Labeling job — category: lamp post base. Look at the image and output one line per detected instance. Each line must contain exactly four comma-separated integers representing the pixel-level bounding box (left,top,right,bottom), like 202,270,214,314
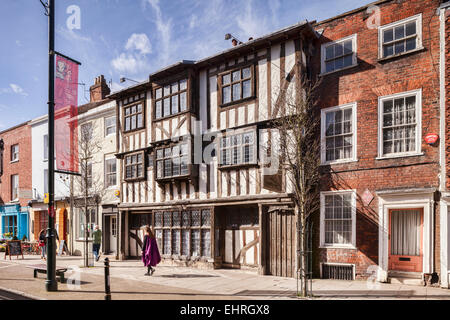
45,280,58,292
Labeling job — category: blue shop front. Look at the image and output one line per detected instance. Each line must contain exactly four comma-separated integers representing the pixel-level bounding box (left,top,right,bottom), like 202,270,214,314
0,204,29,240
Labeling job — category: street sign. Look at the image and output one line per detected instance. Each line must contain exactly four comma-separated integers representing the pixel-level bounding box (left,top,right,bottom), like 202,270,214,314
44,193,49,204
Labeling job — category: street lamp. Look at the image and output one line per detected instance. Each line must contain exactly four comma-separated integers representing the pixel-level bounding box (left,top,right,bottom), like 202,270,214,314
120,77,139,84
224,33,243,46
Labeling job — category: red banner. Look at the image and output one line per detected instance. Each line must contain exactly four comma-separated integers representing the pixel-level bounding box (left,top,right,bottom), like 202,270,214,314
54,54,79,173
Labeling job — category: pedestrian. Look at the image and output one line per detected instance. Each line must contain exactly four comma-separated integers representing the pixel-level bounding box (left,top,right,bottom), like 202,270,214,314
142,226,161,276
93,225,102,262
38,229,46,260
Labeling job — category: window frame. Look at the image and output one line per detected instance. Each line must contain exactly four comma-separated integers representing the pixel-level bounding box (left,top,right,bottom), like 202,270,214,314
11,144,19,162
320,102,358,165
123,100,145,133
104,156,117,188
377,89,422,159
218,64,256,108
320,34,358,75
320,190,357,249
378,14,423,60
124,151,146,181
155,141,191,182
153,78,189,121
104,115,116,137
218,128,258,169
11,174,19,201
43,135,49,161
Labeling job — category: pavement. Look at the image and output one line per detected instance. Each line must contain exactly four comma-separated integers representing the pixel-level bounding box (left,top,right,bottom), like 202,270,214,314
1,254,450,300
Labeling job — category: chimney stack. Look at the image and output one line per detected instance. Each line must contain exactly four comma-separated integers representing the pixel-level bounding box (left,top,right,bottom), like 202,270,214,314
89,75,110,102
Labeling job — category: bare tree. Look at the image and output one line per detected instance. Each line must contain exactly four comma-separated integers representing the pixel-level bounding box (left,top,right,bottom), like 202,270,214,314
269,76,321,297
73,122,106,267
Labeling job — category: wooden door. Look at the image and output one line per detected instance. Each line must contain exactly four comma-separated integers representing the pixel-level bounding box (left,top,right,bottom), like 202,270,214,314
389,209,423,272
266,210,295,278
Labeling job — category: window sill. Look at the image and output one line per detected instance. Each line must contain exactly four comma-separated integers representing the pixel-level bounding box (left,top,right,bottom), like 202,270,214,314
319,63,359,77
377,47,425,63
155,174,193,183
376,152,424,161
319,245,357,250
10,160,19,164
218,163,258,170
123,127,146,134
153,110,190,122
320,159,358,166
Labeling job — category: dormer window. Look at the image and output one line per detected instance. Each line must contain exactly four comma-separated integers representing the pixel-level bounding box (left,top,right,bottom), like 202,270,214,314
154,79,188,119
219,65,254,106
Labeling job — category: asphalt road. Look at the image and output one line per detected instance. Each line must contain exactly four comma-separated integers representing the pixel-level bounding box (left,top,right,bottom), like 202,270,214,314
0,289,33,300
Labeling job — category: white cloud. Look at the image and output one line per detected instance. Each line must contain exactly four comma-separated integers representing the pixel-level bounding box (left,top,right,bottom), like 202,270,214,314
125,33,152,55
189,14,198,29
111,53,147,74
236,0,269,40
9,84,28,96
15,40,23,47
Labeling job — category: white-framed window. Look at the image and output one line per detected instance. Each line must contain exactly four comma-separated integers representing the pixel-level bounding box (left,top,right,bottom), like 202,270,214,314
104,116,116,136
378,89,422,158
219,130,257,166
321,102,357,164
11,174,19,201
320,190,356,248
43,135,49,161
105,157,117,188
11,144,19,162
378,14,422,59
321,34,357,74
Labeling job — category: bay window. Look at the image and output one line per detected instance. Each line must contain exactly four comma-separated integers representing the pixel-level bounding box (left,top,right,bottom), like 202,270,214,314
156,143,189,179
125,152,145,180
220,131,256,167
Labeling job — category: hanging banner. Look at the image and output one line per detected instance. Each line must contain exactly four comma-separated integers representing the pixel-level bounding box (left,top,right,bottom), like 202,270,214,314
54,53,80,174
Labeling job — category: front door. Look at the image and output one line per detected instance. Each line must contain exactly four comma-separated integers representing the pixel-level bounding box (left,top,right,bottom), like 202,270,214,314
389,209,423,272
110,216,117,253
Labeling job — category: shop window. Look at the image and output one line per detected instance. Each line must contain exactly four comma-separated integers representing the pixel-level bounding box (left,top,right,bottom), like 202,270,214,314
78,208,96,239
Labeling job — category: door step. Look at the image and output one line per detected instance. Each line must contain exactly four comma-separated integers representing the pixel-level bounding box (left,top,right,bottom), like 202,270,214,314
388,271,425,286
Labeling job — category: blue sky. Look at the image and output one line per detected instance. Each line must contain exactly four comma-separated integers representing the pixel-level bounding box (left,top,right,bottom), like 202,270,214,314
0,0,370,130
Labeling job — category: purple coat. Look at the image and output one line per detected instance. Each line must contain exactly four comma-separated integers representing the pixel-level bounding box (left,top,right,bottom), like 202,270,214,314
142,236,161,267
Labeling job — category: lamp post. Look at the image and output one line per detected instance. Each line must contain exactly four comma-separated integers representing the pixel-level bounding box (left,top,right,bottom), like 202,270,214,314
120,77,139,84
45,0,57,292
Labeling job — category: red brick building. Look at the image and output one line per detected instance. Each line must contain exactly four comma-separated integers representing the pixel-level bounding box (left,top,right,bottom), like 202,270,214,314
0,121,32,240
312,0,444,285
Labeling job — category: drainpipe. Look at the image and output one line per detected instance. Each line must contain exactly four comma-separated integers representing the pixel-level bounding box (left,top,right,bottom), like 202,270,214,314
439,4,449,289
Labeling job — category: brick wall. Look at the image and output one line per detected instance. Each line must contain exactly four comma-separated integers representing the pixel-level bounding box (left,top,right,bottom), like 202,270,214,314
312,0,441,278
0,123,32,207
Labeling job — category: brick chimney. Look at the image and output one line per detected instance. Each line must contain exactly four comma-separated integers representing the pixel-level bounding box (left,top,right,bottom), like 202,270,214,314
89,75,110,102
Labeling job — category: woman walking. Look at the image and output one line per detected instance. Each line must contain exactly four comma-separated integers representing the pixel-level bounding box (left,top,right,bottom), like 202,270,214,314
38,229,46,260
142,226,161,276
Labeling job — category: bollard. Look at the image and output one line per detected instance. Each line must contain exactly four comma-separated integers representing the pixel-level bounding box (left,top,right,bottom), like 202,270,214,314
104,258,111,300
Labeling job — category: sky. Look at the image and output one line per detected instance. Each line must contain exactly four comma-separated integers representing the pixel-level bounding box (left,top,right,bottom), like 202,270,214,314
0,0,371,130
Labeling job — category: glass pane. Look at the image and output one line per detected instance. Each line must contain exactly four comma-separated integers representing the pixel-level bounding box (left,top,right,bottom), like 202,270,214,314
164,98,170,116
171,82,178,93
172,230,180,255
383,44,394,57
343,54,353,67
181,230,190,256
179,79,187,91
156,149,163,159
191,230,200,257
172,157,180,176
156,160,163,179
155,212,163,227
171,95,179,114
131,105,136,114
125,117,130,131
222,74,231,85
137,104,142,112
156,101,162,118
394,25,405,40
232,70,240,82
164,159,172,177
325,45,334,60
405,22,416,37
335,57,343,70
383,29,393,43
343,40,353,54
242,80,251,98
164,85,170,96
164,147,171,157
395,41,405,54
232,83,241,101
137,113,143,128
131,115,136,130
201,230,210,257
222,86,231,104
191,210,201,227
325,61,334,73
335,43,343,57
180,92,187,111
182,211,190,227
201,210,211,226
383,100,393,113
242,67,251,79
406,37,416,51
163,212,171,227
163,230,171,255
180,144,188,155
172,212,181,227
181,156,188,175
155,88,162,99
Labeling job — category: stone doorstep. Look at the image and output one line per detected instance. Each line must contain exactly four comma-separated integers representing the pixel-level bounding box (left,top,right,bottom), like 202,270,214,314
388,271,425,286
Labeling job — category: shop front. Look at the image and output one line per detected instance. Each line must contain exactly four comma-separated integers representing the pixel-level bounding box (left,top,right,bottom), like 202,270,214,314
0,204,29,240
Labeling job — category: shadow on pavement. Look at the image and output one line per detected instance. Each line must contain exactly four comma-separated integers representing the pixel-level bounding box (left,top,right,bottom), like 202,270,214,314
159,274,218,278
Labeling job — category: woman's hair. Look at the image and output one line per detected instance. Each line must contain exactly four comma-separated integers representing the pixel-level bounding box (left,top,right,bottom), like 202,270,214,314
144,226,154,238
